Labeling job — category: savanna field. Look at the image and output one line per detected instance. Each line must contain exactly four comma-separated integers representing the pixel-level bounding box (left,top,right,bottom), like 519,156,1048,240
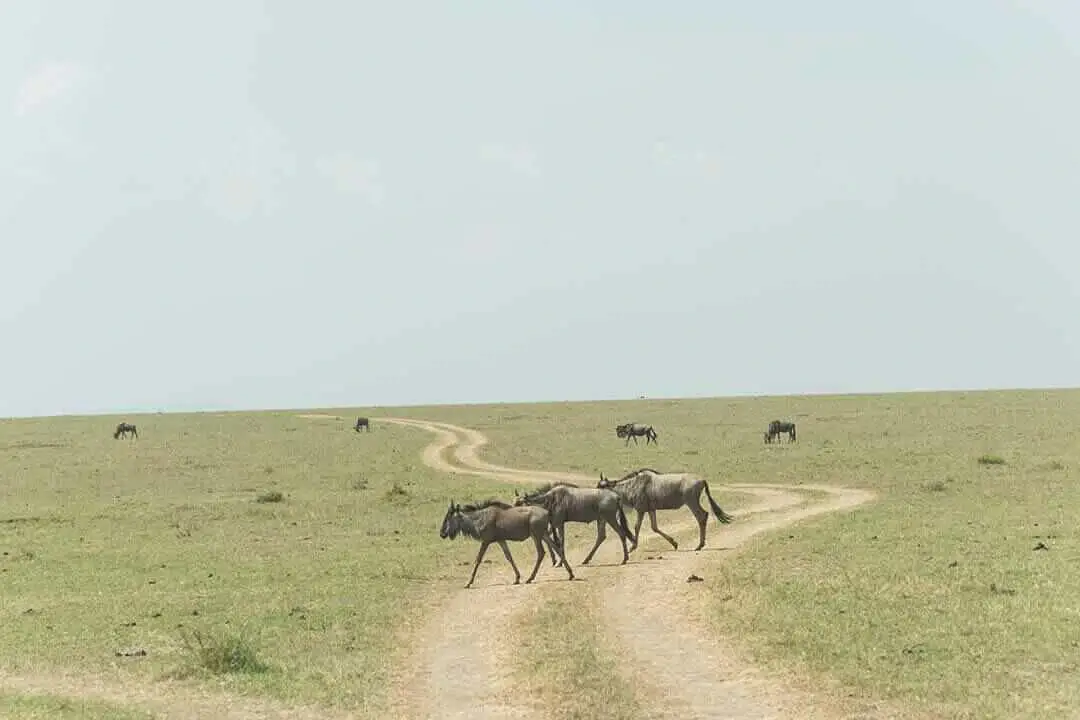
2,388,1079,719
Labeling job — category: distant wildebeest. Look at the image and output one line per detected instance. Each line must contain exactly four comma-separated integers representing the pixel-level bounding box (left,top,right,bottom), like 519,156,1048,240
113,423,138,440
764,420,796,443
439,499,574,589
514,482,637,565
615,423,658,446
597,468,734,552
354,417,370,432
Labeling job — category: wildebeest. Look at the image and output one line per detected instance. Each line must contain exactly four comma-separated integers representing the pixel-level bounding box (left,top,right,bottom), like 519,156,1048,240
615,423,658,446
439,499,574,588
113,422,138,440
765,420,796,443
597,468,734,552
354,417,370,432
514,482,637,565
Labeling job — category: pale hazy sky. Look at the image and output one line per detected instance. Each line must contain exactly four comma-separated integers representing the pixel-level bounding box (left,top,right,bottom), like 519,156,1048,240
3,2,1079,418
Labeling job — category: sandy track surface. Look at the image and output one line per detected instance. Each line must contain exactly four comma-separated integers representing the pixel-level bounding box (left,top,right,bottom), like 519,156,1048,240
379,417,877,720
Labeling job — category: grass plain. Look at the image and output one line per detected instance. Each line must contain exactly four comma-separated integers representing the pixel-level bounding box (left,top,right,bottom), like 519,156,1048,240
0,411,521,717
397,388,1080,720
0,388,1078,718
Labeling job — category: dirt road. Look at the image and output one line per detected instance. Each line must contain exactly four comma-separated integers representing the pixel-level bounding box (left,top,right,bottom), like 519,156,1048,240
380,418,877,720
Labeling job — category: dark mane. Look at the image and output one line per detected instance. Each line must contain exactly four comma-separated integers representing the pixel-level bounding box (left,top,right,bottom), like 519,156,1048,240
460,499,512,512
617,467,661,483
532,481,578,494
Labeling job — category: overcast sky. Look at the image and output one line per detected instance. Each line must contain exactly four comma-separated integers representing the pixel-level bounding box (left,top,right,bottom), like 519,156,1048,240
2,2,1079,417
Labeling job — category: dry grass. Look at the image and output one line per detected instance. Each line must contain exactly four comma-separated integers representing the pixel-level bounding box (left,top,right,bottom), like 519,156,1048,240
3,388,1080,719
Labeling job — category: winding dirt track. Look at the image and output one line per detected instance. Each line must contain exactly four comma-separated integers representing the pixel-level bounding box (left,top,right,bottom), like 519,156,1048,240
381,418,877,720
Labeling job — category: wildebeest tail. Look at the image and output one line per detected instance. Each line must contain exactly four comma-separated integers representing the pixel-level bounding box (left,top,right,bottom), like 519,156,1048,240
616,503,636,544
703,481,735,524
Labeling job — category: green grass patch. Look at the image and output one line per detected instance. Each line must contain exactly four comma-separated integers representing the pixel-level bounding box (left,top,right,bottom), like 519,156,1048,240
977,454,1007,466
177,625,270,676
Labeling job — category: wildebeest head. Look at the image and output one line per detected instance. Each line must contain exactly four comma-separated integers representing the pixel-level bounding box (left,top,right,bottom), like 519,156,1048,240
440,501,462,539
597,472,615,490
514,488,548,508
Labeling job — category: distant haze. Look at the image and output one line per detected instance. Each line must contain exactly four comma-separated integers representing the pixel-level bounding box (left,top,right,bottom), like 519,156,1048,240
3,2,1079,418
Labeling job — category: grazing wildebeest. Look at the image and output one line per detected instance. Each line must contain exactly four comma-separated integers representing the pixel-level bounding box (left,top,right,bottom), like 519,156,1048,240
439,499,574,589
597,468,734,552
765,420,796,443
514,482,637,565
354,416,370,432
113,422,138,440
615,423,658,446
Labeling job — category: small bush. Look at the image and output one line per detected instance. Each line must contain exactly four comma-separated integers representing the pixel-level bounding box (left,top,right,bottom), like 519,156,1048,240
178,626,269,675
256,491,284,503
977,455,1006,466
924,480,947,492
384,482,410,502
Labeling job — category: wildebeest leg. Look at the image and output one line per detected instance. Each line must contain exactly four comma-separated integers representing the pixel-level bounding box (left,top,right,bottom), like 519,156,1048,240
549,532,575,580
523,536,545,584
688,499,709,551
581,519,606,565
648,510,679,550
466,541,492,588
630,510,645,552
543,533,560,566
603,514,630,564
496,539,523,585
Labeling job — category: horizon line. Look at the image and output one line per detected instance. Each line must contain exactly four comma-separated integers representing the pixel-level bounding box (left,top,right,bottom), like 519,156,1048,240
3,383,1078,422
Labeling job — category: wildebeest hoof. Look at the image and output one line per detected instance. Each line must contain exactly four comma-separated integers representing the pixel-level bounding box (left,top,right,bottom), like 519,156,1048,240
687,574,704,583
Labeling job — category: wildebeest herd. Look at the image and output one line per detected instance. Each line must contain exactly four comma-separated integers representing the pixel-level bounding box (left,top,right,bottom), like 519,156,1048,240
107,413,796,589
439,467,738,588
437,418,796,587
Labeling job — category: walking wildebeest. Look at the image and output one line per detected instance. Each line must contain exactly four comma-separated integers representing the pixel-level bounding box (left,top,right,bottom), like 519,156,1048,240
514,482,637,565
615,423,658,446
439,499,574,588
354,417,370,432
113,423,138,440
765,420,796,443
597,468,734,552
